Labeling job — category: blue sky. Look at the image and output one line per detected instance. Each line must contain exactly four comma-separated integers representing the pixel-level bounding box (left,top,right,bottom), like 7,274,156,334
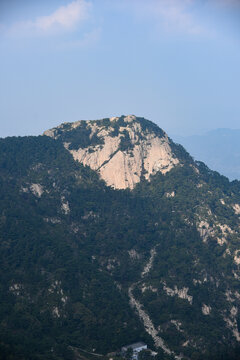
0,0,240,137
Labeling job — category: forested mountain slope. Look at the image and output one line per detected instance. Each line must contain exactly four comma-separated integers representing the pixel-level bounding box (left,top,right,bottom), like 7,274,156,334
1,116,240,360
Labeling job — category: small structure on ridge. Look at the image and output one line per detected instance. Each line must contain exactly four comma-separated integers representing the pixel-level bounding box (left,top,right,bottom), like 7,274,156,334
121,342,147,360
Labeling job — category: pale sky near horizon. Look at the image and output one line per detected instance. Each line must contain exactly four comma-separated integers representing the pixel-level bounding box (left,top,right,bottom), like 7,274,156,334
0,0,240,138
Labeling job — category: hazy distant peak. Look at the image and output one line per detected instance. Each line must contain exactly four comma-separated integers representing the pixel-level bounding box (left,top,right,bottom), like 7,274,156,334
172,127,240,180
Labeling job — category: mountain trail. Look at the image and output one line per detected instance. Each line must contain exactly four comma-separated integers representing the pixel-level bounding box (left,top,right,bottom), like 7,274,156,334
128,247,182,359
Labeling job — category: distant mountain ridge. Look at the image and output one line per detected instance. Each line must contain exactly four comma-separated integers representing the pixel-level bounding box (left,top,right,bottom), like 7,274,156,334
1,116,240,359
173,128,240,181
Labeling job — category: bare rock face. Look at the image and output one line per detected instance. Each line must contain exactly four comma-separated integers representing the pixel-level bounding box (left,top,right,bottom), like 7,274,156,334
43,115,180,189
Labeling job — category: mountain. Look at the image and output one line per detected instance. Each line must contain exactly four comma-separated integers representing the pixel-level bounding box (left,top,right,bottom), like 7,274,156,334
172,128,240,181
1,115,240,360
43,115,180,189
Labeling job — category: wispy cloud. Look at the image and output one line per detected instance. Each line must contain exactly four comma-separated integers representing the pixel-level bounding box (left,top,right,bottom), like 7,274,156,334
58,27,101,49
34,0,90,31
151,0,204,35
7,0,92,36
122,0,213,36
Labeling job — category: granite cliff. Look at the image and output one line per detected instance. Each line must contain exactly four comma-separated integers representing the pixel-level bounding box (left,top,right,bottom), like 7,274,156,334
44,115,180,189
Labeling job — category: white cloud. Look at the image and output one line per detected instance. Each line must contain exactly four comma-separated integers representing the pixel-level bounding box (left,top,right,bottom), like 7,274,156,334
34,0,90,31
123,0,213,36
8,0,92,36
151,0,203,35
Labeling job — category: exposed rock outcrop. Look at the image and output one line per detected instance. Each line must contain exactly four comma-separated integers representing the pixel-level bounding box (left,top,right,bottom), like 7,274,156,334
44,115,180,189
162,283,193,305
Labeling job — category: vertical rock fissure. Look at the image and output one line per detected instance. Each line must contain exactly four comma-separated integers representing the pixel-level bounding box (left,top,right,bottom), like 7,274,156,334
128,247,182,359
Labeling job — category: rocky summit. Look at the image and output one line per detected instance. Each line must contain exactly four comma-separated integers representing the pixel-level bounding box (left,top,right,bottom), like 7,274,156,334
1,116,240,360
44,115,180,189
